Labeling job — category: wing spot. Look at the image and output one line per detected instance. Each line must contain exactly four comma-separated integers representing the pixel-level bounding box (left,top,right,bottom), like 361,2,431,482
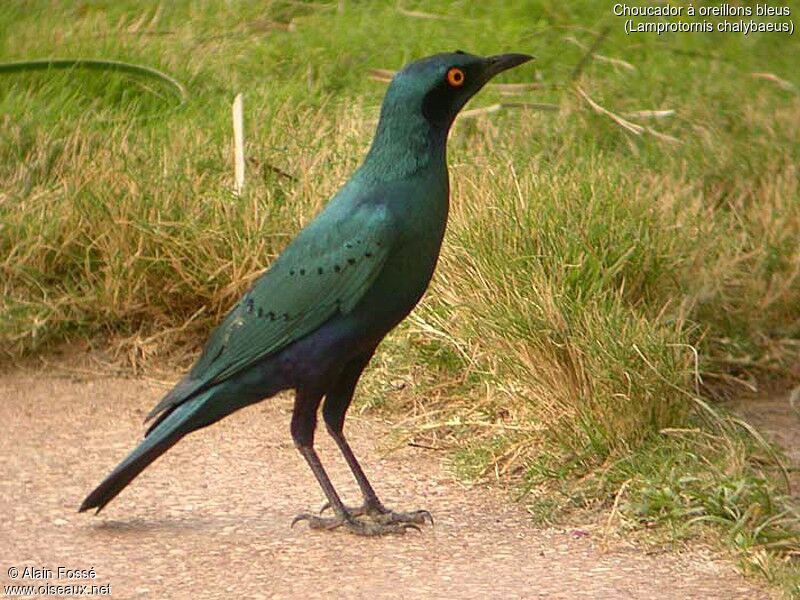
290,269,296,276
300,268,306,276
317,267,324,275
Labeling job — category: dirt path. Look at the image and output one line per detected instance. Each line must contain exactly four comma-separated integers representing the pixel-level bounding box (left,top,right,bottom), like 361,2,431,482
1,369,776,599
729,387,800,502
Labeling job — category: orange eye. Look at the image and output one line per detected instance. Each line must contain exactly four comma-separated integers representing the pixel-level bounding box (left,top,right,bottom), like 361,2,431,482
446,67,465,87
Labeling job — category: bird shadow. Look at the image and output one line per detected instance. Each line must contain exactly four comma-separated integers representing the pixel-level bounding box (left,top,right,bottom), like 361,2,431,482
88,516,227,535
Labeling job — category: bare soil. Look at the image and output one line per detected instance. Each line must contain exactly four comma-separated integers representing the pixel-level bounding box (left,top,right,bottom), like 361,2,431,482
728,384,800,502
1,367,777,599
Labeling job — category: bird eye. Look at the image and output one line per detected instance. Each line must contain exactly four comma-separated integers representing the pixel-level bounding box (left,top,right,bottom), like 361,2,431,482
446,67,465,87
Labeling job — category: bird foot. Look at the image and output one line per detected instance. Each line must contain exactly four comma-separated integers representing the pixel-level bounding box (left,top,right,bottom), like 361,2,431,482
291,511,420,536
319,501,433,526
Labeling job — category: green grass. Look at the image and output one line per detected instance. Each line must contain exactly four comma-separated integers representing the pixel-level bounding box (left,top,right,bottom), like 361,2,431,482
2,0,799,594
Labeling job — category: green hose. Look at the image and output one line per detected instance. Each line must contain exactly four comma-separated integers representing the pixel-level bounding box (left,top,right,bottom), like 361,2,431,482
0,58,188,114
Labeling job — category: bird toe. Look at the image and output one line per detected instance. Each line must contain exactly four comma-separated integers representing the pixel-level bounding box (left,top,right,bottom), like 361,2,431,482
371,508,434,526
291,513,345,530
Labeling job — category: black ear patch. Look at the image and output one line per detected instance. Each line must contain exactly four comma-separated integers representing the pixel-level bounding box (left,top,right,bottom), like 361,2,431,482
422,81,454,127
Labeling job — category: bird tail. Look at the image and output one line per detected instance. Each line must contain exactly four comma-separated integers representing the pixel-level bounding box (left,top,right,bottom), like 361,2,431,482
79,393,209,514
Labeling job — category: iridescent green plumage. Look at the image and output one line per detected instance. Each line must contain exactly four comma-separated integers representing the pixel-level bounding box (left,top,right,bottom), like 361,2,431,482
147,203,395,423
81,51,533,535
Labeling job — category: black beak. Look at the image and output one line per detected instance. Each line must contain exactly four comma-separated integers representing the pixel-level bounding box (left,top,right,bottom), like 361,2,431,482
483,53,534,80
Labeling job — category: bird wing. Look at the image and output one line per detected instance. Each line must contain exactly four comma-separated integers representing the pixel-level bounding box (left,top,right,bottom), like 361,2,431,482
145,204,395,422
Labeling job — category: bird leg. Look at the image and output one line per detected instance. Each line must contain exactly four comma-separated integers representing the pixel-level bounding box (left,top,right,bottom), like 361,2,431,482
292,445,419,535
322,427,433,527
289,388,417,535
314,350,433,530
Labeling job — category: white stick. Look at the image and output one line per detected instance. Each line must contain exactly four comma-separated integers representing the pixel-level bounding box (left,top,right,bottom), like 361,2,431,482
232,93,245,196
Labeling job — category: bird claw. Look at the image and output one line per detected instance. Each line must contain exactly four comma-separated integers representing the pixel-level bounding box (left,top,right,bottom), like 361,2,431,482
412,509,435,525
318,501,344,516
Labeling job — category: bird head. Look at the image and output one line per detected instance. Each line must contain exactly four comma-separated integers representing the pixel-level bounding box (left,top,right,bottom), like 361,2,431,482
385,51,534,130
362,51,533,180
